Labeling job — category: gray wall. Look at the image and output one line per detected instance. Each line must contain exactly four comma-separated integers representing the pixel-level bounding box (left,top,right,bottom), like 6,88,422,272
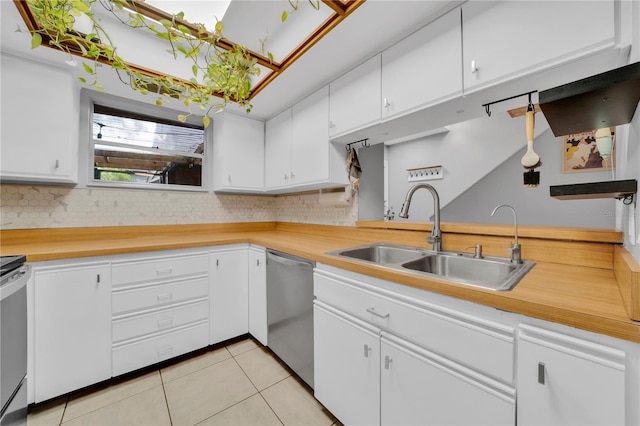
387,114,617,227
357,143,385,221
441,128,616,227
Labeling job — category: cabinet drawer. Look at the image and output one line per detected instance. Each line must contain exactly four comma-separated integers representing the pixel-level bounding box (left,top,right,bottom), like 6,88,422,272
112,253,208,286
112,322,209,376
315,270,514,383
113,300,209,343
112,277,209,315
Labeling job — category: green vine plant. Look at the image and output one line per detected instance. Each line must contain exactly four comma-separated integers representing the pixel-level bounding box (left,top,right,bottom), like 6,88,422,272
281,0,321,22
27,0,264,127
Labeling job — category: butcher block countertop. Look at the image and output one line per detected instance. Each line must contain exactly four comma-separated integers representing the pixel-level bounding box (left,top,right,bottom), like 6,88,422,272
2,221,639,343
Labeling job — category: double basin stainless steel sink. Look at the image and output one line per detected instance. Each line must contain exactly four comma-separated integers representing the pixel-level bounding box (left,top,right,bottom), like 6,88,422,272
327,243,535,291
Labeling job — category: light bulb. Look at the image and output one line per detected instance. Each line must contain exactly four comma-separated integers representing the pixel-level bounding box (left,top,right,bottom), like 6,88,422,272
595,127,613,159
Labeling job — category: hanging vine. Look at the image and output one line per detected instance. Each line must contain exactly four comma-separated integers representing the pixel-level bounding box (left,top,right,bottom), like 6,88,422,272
26,0,262,126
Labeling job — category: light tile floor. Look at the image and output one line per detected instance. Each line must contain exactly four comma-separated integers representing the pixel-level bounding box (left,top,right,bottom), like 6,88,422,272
28,337,340,426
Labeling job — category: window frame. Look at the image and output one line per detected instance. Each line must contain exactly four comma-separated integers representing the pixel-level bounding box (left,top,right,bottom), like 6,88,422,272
80,89,212,192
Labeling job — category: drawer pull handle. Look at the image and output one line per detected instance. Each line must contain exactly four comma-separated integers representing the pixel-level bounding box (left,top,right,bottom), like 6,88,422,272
157,268,173,275
157,293,173,302
158,346,173,357
364,344,372,358
366,307,389,319
157,319,173,328
538,362,545,385
384,355,392,370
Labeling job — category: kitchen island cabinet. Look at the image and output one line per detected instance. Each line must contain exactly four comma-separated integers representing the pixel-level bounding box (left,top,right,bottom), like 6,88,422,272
32,260,111,403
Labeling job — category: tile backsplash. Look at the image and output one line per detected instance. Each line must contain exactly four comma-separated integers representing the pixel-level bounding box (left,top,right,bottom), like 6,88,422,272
0,185,358,229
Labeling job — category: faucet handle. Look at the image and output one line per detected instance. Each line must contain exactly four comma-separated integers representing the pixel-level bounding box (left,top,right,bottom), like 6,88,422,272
427,235,441,244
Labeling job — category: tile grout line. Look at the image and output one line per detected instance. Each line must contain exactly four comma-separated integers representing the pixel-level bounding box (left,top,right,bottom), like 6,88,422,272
57,394,70,426
158,368,175,426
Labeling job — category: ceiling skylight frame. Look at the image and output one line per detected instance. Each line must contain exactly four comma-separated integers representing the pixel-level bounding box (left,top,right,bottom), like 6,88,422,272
11,0,366,103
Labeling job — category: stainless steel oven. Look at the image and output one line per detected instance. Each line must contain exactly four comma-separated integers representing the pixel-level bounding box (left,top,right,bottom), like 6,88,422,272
1,255,29,426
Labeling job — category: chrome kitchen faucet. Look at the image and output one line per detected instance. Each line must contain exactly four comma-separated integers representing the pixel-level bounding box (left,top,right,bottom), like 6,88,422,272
398,183,442,251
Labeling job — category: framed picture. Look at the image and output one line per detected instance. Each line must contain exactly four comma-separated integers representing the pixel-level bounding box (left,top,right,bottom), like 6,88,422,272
563,128,615,173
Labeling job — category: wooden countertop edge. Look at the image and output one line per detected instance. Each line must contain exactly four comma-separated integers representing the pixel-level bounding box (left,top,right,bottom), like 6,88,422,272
357,221,624,243
2,223,638,343
614,245,640,321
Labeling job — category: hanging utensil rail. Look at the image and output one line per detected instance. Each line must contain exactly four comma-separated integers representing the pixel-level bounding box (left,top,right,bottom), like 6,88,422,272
482,90,538,117
345,138,370,151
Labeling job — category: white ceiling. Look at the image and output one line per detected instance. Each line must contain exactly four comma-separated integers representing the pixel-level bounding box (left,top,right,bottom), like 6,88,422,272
0,0,462,121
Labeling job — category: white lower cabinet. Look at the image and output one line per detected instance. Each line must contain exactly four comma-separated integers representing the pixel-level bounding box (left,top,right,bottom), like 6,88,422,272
380,333,514,426
314,302,381,426
33,261,111,403
111,250,210,376
210,245,249,344
248,246,267,345
314,265,515,426
517,324,626,426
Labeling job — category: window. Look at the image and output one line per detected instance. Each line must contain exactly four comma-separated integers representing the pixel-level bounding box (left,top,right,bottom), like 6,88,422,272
90,104,206,189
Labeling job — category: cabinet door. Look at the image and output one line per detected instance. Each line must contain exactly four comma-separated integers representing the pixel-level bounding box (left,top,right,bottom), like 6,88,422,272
210,248,249,344
314,302,380,426
381,7,462,119
34,263,111,402
462,1,615,92
291,86,329,185
517,324,625,426
213,112,264,191
381,334,515,426
264,109,292,189
248,247,267,346
1,54,78,184
329,55,381,137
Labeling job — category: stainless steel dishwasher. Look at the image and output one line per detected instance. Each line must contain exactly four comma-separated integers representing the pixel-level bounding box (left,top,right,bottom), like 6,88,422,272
266,250,315,389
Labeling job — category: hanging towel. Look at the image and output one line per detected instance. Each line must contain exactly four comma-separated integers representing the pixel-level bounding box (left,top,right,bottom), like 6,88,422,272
346,148,362,191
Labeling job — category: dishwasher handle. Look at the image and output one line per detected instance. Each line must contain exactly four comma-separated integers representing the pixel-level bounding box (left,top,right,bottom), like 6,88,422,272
267,250,314,268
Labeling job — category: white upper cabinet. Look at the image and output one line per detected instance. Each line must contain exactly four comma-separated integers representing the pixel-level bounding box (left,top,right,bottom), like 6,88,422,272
329,55,381,138
212,112,264,192
1,54,78,184
291,85,330,185
266,86,348,192
264,108,292,189
462,0,616,93
381,7,462,120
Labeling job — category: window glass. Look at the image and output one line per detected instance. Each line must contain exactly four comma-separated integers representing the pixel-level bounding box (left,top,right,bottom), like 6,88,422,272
91,105,205,187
